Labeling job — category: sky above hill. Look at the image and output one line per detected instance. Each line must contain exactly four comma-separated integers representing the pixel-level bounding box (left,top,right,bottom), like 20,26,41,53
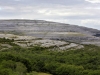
0,0,100,30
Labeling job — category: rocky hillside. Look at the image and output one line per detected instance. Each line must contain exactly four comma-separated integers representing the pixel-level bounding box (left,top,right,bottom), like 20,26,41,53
0,19,100,44
0,34,84,51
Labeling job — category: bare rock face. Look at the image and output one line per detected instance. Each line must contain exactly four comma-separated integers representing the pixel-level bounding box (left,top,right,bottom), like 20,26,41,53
0,19,100,44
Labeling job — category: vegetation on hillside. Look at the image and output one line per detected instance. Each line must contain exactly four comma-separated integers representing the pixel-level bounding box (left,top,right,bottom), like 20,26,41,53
0,38,100,75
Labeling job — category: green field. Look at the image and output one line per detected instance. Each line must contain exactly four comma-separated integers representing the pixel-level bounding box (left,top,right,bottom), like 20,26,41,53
27,71,52,75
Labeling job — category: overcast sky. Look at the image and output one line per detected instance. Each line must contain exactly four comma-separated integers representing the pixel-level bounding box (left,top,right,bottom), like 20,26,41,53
0,0,100,30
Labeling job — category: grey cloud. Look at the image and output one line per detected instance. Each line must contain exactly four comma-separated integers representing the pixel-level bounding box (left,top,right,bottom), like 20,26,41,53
0,0,89,6
0,0,100,30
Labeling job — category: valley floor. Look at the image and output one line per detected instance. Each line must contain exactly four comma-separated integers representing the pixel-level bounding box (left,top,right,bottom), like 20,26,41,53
0,38,100,75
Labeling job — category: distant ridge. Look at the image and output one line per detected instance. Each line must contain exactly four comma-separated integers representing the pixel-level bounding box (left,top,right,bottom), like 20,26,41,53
0,19,100,43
